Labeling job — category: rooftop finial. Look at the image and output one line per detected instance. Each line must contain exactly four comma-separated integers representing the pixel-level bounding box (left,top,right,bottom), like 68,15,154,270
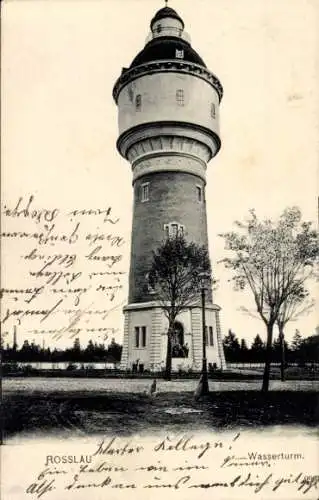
165,0,168,6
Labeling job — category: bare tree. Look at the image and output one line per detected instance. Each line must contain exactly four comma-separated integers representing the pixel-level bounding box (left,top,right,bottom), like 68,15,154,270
220,206,318,393
149,235,211,380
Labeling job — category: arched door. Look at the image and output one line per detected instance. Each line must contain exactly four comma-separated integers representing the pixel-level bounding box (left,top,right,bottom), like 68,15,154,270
172,321,184,358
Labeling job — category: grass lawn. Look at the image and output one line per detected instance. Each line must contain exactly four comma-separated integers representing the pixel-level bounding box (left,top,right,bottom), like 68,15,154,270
3,388,318,441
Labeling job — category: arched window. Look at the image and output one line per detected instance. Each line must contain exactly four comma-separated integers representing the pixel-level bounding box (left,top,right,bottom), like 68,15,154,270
176,89,184,106
135,94,142,111
211,103,216,119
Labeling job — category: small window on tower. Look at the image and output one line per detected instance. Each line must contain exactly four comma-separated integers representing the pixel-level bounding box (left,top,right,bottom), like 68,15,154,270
146,272,156,295
176,89,184,106
141,326,147,347
211,103,216,119
141,183,149,202
209,326,214,346
164,222,185,238
135,327,140,348
205,326,209,345
196,186,202,202
135,94,142,111
171,223,178,237
175,49,184,59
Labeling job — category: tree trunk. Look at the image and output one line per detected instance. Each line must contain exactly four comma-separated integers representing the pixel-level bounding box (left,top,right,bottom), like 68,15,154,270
279,327,285,382
262,322,274,393
164,325,173,381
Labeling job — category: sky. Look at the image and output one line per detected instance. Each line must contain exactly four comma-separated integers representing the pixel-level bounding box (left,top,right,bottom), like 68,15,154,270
2,0,318,348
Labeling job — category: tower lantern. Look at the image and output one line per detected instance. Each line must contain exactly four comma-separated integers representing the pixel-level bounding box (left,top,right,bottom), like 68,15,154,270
113,6,226,372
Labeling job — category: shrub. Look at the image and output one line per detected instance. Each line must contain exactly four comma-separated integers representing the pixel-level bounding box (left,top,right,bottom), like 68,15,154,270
66,363,77,371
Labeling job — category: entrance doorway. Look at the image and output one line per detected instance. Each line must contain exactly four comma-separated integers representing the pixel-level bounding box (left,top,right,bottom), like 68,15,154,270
172,321,188,358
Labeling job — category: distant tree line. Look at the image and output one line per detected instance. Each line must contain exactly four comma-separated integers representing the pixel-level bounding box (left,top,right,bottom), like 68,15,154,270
2,337,122,363
223,329,319,364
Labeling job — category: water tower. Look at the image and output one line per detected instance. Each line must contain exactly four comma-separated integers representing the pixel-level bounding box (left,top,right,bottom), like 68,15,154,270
113,6,226,372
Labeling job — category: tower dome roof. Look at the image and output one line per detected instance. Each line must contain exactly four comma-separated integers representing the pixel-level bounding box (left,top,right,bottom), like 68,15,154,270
129,37,206,69
113,5,224,103
150,6,184,29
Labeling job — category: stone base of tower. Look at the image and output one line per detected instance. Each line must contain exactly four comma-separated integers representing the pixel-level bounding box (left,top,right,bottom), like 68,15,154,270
120,301,226,372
